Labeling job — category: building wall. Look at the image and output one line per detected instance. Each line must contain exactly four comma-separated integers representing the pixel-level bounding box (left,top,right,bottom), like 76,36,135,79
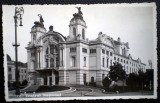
7,61,27,83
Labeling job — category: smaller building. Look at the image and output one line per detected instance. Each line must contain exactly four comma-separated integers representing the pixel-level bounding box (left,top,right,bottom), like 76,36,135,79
7,54,28,83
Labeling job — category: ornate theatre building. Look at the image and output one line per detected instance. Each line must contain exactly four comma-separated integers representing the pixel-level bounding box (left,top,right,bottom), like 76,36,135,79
26,7,146,86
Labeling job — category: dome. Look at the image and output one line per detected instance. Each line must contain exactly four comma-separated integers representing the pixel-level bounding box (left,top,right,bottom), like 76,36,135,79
69,7,87,28
31,21,46,33
70,17,86,27
43,25,66,42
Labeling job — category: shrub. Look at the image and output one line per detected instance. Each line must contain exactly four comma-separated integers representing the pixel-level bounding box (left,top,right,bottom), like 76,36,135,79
12,81,21,88
21,80,28,86
89,82,96,87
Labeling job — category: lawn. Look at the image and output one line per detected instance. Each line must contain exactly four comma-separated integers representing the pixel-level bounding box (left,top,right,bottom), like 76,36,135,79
35,85,70,93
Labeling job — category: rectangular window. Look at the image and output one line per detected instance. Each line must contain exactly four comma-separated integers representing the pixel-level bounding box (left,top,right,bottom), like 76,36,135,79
102,58,105,67
8,74,12,80
90,49,96,54
8,68,11,72
71,56,76,67
84,57,86,67
82,48,87,53
70,47,76,53
102,49,105,54
106,58,109,68
106,51,109,55
110,60,112,66
110,52,112,56
21,69,23,73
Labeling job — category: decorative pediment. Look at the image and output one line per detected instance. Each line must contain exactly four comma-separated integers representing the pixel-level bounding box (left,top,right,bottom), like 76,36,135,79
104,38,114,47
97,32,114,47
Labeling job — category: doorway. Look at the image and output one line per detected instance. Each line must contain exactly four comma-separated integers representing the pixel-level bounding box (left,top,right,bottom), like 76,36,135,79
83,74,86,85
91,76,94,83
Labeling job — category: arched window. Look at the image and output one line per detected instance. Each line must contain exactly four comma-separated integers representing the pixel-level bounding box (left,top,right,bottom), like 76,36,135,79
73,28,76,39
82,29,85,39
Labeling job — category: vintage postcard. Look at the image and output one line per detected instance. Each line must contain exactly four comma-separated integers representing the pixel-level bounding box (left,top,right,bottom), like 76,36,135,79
3,3,157,101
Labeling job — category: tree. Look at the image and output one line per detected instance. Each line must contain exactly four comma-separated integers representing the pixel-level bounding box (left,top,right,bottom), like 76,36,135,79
102,76,111,88
126,73,139,91
145,69,153,90
109,62,127,81
108,62,127,92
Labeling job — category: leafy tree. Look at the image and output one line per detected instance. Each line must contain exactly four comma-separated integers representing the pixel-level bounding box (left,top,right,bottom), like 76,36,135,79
109,62,127,81
145,69,153,90
12,81,21,88
102,76,111,88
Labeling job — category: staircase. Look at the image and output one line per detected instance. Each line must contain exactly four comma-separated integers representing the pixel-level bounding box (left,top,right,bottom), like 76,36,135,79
21,84,40,93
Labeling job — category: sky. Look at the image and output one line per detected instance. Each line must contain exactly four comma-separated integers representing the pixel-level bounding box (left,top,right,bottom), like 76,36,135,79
3,4,156,65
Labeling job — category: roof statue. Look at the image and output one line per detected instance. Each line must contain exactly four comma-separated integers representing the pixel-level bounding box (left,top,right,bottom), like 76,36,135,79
76,7,83,16
38,14,44,23
32,14,44,28
73,7,83,20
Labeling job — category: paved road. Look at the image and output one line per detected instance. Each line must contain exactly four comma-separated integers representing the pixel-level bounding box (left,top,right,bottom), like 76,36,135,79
61,86,153,97
8,86,153,98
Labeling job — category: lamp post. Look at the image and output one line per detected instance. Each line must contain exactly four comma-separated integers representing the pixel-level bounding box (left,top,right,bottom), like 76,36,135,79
12,7,24,95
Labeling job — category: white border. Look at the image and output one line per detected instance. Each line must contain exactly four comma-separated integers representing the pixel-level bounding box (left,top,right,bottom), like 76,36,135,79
3,3,157,101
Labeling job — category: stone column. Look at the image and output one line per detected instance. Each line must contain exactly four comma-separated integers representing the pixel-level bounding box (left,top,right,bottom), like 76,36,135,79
52,74,55,85
59,46,64,67
47,75,50,86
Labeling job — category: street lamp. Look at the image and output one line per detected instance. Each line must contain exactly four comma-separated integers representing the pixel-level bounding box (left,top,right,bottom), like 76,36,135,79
12,7,24,95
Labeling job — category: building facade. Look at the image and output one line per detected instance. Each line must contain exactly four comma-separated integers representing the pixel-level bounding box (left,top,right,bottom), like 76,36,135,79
26,8,146,86
7,54,28,83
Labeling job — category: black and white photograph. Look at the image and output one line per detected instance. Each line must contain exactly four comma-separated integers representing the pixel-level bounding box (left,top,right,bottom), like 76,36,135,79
3,3,157,101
